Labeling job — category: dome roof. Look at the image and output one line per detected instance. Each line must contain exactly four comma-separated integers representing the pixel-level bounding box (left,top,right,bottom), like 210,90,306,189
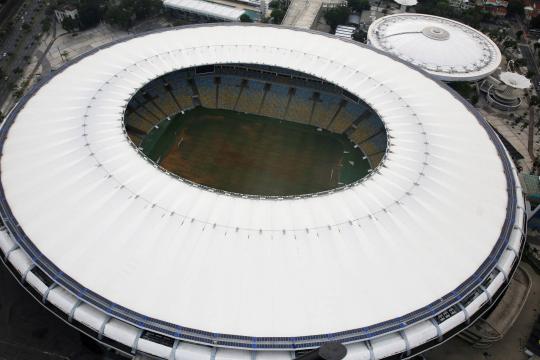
499,71,532,89
367,14,502,81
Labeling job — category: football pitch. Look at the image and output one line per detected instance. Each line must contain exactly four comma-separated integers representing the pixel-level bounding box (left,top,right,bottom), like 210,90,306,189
140,107,370,196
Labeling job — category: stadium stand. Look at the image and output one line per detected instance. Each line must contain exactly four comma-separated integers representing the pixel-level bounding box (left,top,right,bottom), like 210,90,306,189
328,102,357,134
348,113,384,144
311,92,341,129
359,131,387,166
194,76,216,108
125,66,387,168
259,83,289,119
163,72,195,110
218,75,242,110
285,87,313,125
235,80,265,114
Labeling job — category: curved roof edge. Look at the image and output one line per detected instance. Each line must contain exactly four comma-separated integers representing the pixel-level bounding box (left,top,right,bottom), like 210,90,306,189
0,23,522,350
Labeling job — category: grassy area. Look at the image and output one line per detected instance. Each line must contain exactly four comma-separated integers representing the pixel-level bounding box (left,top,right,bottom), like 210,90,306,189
140,107,370,196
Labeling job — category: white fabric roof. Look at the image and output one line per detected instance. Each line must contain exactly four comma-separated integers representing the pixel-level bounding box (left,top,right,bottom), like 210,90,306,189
499,71,531,89
1,25,510,338
164,0,244,21
367,14,502,81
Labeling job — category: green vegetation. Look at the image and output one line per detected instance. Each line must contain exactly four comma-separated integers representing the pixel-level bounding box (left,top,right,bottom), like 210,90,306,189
271,9,285,23
240,13,253,22
52,0,161,31
352,29,367,42
324,6,351,31
507,0,525,17
347,0,370,12
79,0,107,29
138,107,371,196
531,15,540,29
41,17,52,32
61,16,79,32
268,0,288,24
416,0,492,29
449,81,478,104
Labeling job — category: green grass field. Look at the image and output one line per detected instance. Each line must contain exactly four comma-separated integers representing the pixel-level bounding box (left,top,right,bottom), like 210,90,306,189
139,107,370,196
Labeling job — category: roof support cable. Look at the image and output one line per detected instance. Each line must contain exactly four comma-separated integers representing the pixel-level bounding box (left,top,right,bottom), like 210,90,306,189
42,283,57,303
456,302,470,324
366,340,375,360
479,284,492,304
399,330,411,357
169,339,180,360
131,328,143,354
21,263,35,283
4,243,18,261
430,318,443,342
98,316,112,340
68,299,83,322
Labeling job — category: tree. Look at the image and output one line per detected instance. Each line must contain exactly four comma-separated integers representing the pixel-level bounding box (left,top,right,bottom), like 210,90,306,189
271,9,285,24
240,14,253,22
324,6,350,31
132,0,162,20
61,16,79,32
352,29,367,42
105,5,133,29
449,81,473,100
78,0,106,29
21,22,31,32
105,0,162,29
507,0,525,17
516,30,523,40
531,15,540,29
347,0,370,12
268,0,280,8
41,18,51,32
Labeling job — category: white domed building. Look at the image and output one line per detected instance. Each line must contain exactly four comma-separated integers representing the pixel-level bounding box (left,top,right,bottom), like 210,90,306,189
367,14,502,82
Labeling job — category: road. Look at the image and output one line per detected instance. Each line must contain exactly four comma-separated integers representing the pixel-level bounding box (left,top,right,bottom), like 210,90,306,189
0,0,51,117
519,44,540,93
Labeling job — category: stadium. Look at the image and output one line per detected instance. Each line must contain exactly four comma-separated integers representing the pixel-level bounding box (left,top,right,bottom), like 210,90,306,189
0,24,526,359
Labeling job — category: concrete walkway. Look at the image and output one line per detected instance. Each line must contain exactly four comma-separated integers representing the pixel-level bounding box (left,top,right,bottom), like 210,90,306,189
282,0,344,29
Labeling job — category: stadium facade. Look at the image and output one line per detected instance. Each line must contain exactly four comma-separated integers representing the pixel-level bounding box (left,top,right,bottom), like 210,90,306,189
0,24,526,359
367,14,502,82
